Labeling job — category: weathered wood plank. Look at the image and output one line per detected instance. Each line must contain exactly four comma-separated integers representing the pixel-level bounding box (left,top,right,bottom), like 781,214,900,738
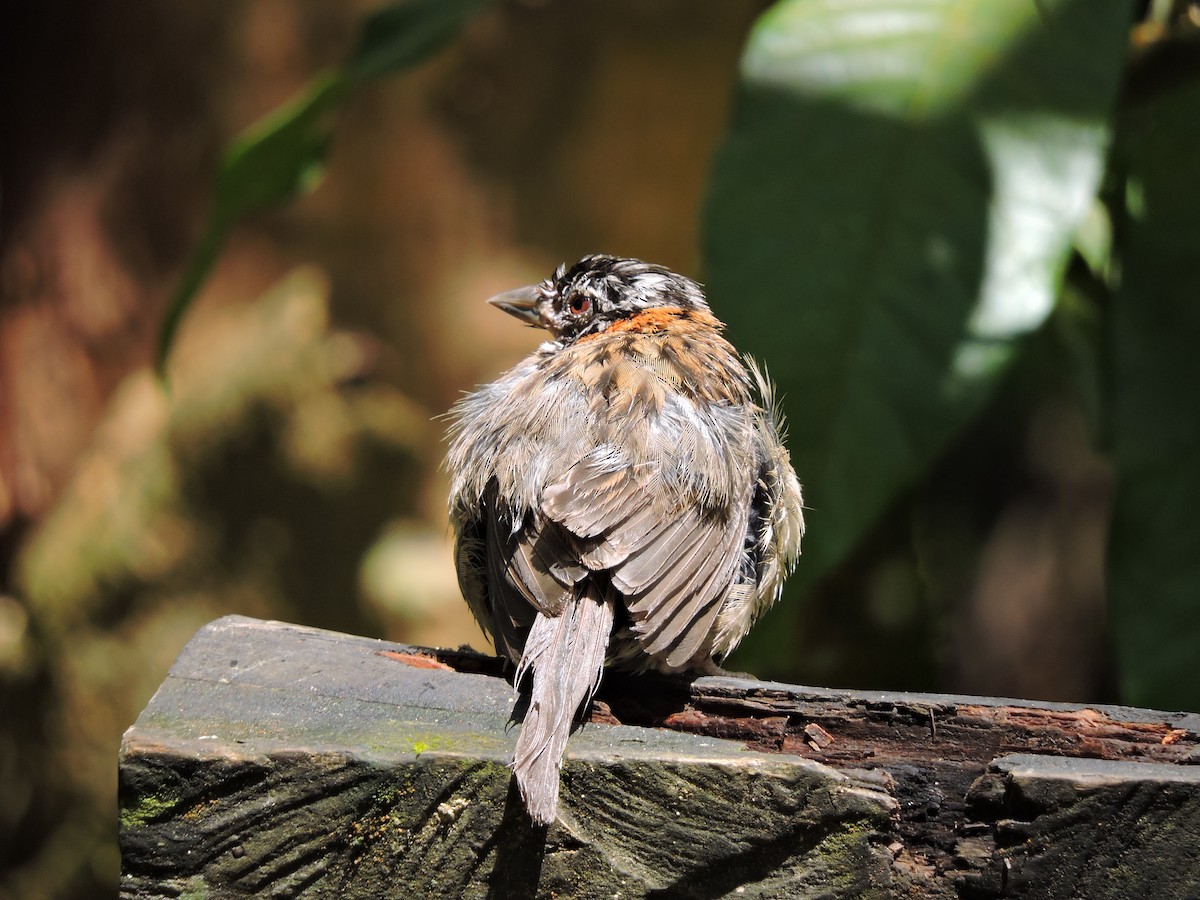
119,615,1200,898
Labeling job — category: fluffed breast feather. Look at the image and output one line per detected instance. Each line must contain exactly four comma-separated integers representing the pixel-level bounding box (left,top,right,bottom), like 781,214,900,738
446,328,803,673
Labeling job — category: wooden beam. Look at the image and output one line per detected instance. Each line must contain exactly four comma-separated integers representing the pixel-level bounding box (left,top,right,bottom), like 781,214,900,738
119,616,1200,898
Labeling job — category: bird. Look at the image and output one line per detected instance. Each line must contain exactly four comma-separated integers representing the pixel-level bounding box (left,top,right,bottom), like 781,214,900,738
445,255,804,826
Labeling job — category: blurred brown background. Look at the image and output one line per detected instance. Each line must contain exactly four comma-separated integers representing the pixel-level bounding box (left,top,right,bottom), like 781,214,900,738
0,2,765,897
1,1,1131,898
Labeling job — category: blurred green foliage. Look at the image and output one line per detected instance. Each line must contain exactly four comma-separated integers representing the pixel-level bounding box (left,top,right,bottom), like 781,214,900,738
1109,79,1200,710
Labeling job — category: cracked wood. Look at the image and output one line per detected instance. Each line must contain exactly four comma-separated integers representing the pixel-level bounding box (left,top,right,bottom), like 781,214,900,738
120,616,1200,899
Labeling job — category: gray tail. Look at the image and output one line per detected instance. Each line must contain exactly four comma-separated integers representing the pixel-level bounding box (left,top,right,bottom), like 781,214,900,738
513,584,614,825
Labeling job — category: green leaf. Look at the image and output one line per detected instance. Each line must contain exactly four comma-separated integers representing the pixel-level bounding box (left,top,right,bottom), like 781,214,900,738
704,0,1132,669
1109,83,1200,712
157,0,489,376
1052,277,1106,445
348,0,490,80
156,72,348,373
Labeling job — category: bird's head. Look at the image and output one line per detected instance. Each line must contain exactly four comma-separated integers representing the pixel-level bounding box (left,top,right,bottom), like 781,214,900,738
487,255,711,344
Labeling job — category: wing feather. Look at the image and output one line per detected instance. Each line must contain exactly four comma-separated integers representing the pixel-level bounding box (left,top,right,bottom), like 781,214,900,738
577,500,662,569
544,455,658,538
632,510,745,666
542,456,751,669
452,511,492,638
530,389,759,669
530,520,590,587
483,502,537,662
508,525,574,617
610,514,699,596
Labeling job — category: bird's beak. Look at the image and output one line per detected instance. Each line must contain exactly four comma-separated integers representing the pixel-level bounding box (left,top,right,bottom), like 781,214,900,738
487,286,543,327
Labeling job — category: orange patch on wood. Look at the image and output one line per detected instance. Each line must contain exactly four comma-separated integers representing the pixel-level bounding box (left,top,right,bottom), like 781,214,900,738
379,650,453,670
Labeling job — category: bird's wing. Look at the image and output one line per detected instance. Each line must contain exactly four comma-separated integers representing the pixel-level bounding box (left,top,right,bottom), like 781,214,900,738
454,483,590,664
706,360,805,658
745,359,805,598
542,444,749,670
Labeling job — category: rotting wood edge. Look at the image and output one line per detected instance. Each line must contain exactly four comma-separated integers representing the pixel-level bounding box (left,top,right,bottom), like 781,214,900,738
384,643,1200,894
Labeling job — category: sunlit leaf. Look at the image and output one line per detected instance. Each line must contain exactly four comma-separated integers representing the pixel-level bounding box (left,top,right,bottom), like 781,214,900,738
704,0,1132,670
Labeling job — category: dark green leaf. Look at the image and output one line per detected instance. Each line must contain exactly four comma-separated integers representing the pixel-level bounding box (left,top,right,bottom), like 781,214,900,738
704,0,1132,669
348,0,490,80
1052,278,1107,446
215,72,348,219
1109,82,1200,711
158,0,491,375
156,72,348,374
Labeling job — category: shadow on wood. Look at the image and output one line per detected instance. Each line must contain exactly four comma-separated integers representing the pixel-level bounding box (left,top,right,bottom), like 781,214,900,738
486,778,547,899
119,616,1200,898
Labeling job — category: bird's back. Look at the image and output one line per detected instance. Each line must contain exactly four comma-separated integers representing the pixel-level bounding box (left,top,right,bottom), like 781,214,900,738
444,257,803,825
448,307,794,672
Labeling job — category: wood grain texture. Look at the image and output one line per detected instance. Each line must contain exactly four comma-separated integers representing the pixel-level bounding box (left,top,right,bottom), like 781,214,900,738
120,616,1200,898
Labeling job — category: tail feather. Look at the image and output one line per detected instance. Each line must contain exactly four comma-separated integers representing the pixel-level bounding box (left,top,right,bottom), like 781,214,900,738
513,584,614,825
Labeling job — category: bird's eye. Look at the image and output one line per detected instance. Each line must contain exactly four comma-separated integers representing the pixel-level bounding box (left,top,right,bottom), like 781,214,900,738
568,295,591,315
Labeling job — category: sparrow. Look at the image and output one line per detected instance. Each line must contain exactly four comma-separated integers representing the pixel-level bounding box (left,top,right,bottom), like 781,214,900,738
445,255,804,825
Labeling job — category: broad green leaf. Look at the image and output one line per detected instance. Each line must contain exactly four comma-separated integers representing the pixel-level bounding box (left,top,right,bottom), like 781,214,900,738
704,0,1132,670
1109,83,1200,712
157,0,489,375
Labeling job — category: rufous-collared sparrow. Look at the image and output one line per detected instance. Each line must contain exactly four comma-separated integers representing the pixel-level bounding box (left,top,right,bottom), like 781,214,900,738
446,255,804,825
